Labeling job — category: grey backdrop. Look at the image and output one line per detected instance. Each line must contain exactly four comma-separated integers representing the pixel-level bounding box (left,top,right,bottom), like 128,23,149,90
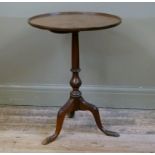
0,2,155,109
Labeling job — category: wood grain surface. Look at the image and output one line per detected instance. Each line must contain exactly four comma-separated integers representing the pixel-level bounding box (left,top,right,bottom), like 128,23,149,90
29,12,121,32
0,105,155,152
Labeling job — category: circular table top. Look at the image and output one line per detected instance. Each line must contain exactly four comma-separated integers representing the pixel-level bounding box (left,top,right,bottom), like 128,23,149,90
29,12,121,33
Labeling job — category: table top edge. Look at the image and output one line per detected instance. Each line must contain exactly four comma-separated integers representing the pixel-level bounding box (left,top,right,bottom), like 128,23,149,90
28,11,122,33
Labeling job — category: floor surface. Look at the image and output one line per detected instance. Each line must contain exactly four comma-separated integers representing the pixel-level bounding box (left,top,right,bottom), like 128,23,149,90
0,105,155,152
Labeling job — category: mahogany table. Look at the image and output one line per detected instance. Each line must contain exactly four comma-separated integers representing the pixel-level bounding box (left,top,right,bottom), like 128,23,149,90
28,12,121,145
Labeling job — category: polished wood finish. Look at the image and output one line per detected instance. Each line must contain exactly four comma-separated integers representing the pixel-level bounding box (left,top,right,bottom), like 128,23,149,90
28,12,121,145
42,32,119,145
29,12,121,33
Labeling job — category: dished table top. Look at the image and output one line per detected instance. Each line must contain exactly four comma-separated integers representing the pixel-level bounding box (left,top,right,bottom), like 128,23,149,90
28,12,121,33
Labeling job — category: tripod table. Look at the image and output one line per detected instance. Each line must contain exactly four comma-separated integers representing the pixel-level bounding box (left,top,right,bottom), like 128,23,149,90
28,12,122,145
